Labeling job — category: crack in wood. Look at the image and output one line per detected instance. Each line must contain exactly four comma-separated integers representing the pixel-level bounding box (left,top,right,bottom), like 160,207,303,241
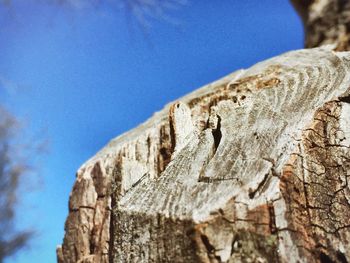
212,115,222,154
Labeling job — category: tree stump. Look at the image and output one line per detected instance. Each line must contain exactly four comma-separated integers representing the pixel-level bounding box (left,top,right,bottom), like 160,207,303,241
57,1,350,262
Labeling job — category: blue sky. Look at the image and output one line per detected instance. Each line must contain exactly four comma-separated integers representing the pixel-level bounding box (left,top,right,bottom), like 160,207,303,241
0,1,303,262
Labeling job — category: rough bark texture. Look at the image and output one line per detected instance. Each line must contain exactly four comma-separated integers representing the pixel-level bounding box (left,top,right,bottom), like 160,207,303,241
291,0,350,50
57,1,350,262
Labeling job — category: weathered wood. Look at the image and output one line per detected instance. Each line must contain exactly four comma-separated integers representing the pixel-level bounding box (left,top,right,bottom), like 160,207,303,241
291,0,350,50
57,1,350,262
57,46,350,262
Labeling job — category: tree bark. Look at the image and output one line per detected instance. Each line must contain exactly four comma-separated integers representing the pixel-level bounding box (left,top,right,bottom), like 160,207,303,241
57,1,350,262
291,0,350,50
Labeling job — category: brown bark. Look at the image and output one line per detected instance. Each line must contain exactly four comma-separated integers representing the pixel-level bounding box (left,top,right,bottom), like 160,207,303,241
57,2,350,262
291,0,350,50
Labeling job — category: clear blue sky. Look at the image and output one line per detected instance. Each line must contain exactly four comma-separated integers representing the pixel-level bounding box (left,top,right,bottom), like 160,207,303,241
0,1,303,262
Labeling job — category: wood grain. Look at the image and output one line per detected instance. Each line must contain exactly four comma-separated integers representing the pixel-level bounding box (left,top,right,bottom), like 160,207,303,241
57,46,350,262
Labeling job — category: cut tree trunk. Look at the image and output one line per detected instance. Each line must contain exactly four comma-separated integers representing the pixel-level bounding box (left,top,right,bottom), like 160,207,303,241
57,1,350,263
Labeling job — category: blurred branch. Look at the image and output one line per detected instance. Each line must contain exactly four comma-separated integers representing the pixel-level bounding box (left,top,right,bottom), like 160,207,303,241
119,0,187,28
0,0,188,32
0,231,32,261
0,107,39,262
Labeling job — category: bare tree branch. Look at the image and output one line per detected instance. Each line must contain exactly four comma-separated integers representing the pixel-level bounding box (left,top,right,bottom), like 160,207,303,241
0,107,34,262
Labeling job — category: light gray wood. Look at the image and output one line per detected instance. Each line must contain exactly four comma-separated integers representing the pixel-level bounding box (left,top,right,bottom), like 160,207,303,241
57,46,350,262
57,1,350,261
